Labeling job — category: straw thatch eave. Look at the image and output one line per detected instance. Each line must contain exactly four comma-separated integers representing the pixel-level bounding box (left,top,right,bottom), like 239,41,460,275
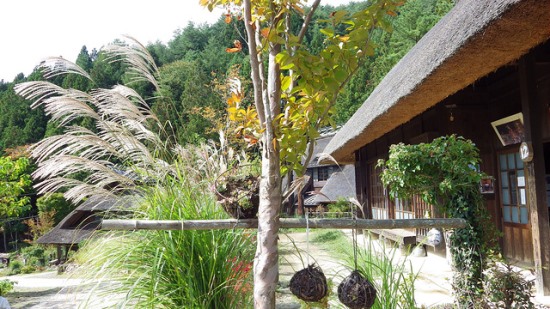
324,0,550,163
36,195,136,245
314,165,356,204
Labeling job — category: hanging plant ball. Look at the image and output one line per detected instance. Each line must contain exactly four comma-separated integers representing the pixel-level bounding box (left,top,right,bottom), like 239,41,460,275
289,264,328,302
338,270,377,309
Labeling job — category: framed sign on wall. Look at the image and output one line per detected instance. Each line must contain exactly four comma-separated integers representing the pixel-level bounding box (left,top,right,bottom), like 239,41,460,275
491,113,525,146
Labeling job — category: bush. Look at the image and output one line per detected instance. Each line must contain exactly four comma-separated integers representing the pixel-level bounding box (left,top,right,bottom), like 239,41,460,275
20,245,47,267
37,193,74,225
483,260,535,308
327,199,351,214
21,265,36,274
0,279,15,296
8,260,23,275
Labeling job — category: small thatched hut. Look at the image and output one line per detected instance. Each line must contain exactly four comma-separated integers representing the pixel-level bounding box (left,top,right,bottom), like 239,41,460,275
313,165,356,206
37,195,134,264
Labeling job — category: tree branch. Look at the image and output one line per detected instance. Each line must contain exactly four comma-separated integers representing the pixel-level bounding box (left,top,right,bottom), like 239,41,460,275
243,0,267,127
297,0,321,45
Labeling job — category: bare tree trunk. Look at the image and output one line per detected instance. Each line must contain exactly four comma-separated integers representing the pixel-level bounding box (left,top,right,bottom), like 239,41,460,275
253,24,283,306
254,146,281,308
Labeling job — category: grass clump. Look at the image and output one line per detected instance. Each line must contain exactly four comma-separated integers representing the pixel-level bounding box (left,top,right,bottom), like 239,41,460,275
75,175,255,308
312,230,418,309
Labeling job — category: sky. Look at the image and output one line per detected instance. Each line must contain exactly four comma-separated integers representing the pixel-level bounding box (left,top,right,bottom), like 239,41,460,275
0,0,353,82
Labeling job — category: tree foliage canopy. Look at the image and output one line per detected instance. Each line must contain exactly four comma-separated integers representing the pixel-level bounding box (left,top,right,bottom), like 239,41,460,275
0,0,453,155
0,156,32,218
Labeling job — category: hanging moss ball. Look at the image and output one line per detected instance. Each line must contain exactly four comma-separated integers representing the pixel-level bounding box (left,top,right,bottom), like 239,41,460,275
338,270,377,309
289,264,328,302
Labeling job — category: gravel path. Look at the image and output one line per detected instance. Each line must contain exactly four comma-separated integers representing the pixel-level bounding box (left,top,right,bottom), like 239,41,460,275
2,232,343,309
5,231,548,308
3,271,124,309
277,231,348,308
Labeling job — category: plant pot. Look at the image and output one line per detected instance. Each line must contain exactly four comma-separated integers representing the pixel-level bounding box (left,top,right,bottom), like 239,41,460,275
290,264,328,302
338,270,377,309
215,175,260,219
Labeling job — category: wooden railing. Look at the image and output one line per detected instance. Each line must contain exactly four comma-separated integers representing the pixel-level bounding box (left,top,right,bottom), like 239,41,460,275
101,218,466,231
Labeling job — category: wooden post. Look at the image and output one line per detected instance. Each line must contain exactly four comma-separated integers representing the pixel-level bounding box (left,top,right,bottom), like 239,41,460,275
520,53,550,295
56,245,62,265
355,147,372,219
101,218,467,231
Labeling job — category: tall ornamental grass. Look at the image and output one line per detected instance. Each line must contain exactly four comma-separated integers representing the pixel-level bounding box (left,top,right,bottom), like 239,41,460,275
351,236,417,309
16,36,255,308
312,230,418,308
75,173,255,308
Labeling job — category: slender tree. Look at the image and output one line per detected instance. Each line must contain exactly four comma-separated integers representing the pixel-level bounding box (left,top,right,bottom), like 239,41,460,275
201,1,399,307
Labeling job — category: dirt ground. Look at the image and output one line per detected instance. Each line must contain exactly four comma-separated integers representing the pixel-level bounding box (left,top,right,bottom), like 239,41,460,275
2,232,335,309
3,231,549,308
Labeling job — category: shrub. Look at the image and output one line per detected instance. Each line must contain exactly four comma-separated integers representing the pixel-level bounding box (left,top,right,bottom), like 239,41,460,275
37,193,74,225
20,245,46,267
0,279,15,296
21,265,36,274
378,135,499,305
8,260,22,275
483,260,535,308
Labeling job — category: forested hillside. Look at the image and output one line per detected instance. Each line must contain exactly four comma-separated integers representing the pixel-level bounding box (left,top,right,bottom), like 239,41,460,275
0,0,454,155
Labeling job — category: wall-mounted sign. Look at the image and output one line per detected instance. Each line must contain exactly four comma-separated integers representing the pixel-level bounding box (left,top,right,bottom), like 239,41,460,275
480,176,495,194
491,113,525,146
520,142,533,162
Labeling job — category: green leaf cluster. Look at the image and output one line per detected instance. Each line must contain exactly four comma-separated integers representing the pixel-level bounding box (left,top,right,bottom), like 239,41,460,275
36,193,75,225
379,135,482,209
0,156,32,218
378,135,499,306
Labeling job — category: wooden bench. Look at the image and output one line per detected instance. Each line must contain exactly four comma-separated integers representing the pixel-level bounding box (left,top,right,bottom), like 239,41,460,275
368,228,417,248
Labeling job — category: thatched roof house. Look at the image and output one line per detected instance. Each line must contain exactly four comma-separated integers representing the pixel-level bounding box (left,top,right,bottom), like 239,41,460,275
324,0,550,163
322,0,550,296
314,165,356,205
37,195,134,245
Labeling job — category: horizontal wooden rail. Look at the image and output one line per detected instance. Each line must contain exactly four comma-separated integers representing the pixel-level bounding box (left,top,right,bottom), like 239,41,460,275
101,218,467,231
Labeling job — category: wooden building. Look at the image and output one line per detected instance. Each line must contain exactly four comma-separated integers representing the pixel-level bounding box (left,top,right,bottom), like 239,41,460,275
37,195,134,265
323,0,550,295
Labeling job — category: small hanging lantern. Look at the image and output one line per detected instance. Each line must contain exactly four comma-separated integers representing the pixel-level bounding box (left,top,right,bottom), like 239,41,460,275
427,228,442,246
290,264,328,302
338,270,377,309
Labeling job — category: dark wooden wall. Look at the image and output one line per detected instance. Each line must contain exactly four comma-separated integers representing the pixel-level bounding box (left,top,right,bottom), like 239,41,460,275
354,41,550,270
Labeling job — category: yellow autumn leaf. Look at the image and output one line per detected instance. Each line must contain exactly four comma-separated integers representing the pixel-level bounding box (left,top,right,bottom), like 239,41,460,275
226,47,241,53
260,28,270,38
338,35,350,42
292,3,304,15
225,40,242,53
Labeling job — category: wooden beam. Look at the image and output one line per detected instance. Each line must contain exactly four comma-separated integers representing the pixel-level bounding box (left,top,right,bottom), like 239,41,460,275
520,53,550,296
101,218,466,231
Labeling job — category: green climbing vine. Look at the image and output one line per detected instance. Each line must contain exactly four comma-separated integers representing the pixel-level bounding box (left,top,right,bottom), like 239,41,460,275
378,135,498,307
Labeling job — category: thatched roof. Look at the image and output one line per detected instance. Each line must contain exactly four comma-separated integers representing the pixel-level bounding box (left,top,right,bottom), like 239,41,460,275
324,0,550,163
36,195,135,245
314,165,356,204
305,133,337,168
304,195,320,207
